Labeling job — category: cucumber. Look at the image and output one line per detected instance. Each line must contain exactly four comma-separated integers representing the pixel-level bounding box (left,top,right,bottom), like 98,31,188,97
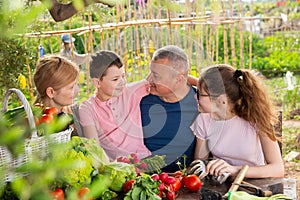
3,106,26,123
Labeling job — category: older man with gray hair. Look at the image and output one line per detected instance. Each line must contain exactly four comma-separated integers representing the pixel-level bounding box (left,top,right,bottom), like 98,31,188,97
140,45,198,172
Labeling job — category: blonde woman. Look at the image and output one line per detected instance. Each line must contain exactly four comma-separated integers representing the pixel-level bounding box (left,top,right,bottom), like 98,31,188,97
33,55,82,136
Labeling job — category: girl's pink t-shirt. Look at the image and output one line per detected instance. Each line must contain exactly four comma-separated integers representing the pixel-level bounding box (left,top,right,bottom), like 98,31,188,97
79,80,151,160
190,113,265,166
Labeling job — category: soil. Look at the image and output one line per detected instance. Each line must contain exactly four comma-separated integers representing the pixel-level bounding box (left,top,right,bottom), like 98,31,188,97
282,119,300,198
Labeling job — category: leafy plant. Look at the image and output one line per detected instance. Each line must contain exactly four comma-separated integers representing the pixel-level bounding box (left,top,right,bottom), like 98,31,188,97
0,38,36,101
282,126,300,158
263,75,300,118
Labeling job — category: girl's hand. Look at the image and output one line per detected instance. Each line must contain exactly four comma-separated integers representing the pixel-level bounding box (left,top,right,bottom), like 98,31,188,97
206,159,240,177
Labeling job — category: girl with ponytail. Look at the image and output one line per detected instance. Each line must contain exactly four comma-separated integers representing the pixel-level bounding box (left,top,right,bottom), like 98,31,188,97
190,64,284,178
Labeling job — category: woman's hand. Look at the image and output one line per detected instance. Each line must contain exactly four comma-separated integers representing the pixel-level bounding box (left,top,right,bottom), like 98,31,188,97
206,159,241,177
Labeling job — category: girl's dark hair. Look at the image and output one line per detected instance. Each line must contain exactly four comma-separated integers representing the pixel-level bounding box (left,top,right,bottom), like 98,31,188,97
198,64,277,141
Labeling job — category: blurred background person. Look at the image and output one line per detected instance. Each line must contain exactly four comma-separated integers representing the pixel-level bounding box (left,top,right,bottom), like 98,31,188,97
60,33,89,66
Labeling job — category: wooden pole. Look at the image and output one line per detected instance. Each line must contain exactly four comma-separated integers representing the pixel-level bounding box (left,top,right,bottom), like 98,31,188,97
209,25,214,64
229,0,237,68
222,1,228,64
215,24,219,64
196,0,205,74
121,3,128,72
116,5,121,55
249,0,253,69
128,0,134,66
24,38,34,102
149,0,156,56
57,21,61,52
167,6,172,44
134,3,141,81
86,10,92,96
46,17,53,54
82,13,87,54
186,0,192,65
211,0,221,64
68,18,75,61
238,0,244,69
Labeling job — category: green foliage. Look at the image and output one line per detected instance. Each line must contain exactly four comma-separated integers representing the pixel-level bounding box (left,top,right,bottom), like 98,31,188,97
0,1,50,39
263,76,300,159
0,141,84,199
0,112,28,158
124,174,161,200
282,126,300,158
70,136,110,169
263,75,300,117
58,149,94,188
252,34,300,77
100,162,136,192
0,38,36,101
211,26,300,77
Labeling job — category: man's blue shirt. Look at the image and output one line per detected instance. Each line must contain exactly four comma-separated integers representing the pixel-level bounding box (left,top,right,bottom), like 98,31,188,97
140,86,198,172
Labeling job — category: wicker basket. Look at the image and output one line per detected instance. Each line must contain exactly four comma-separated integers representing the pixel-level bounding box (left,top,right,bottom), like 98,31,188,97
0,88,72,183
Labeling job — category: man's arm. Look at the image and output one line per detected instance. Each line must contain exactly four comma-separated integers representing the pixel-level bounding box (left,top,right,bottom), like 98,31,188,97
187,75,198,87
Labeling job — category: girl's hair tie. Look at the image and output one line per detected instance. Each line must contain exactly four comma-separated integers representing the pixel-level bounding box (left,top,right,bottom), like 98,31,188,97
234,69,243,82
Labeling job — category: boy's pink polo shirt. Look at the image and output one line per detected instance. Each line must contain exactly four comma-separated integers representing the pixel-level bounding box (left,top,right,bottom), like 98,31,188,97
79,80,151,160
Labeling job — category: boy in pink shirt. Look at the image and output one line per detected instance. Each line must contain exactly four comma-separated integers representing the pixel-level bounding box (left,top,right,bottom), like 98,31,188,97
79,50,151,160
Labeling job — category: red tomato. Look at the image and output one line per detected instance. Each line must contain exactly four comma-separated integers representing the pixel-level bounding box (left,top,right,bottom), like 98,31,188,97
183,175,202,192
51,188,64,200
44,107,59,115
39,114,54,124
78,187,92,200
159,172,169,182
170,177,182,192
123,179,135,193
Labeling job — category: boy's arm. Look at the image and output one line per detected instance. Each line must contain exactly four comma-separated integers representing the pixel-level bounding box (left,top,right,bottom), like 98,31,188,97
188,75,198,87
82,125,101,146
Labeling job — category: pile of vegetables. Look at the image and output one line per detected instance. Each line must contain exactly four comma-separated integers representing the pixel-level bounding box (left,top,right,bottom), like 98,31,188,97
48,137,170,199
1,123,202,200
50,136,138,199
123,170,203,200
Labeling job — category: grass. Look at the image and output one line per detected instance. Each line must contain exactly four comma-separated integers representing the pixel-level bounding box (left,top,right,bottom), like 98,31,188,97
263,75,300,119
263,75,300,161
282,126,300,159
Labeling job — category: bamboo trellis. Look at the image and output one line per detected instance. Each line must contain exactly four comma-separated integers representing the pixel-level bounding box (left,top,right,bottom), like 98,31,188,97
20,1,288,96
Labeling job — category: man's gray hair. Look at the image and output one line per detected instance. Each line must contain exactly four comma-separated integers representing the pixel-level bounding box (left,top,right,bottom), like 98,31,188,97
152,45,189,76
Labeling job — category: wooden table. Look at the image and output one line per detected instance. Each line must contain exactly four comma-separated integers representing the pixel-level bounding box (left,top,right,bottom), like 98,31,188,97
176,177,297,200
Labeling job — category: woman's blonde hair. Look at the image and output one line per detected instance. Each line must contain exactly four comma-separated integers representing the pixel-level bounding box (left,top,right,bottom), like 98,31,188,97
199,64,278,141
33,55,79,103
